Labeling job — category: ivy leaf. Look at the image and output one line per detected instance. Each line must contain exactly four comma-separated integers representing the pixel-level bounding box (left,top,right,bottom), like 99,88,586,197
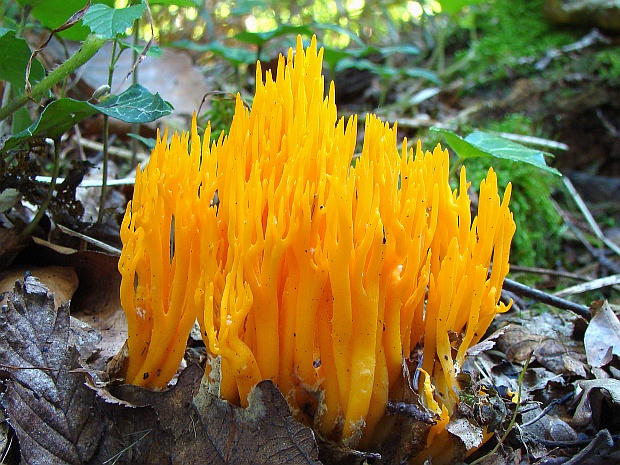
2,99,99,152
82,3,146,39
93,84,173,123
0,27,45,87
432,128,562,175
2,85,171,152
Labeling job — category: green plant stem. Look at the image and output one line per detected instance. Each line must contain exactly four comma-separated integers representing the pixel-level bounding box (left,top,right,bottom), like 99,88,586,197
16,4,32,38
449,156,464,180
98,39,118,223
0,33,107,123
427,16,447,74
21,138,60,238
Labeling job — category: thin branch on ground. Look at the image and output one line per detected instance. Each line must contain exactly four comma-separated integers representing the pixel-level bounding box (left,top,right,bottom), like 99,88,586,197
502,278,590,319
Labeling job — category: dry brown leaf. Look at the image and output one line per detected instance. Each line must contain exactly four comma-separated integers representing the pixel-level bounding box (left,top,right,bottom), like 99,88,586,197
0,277,104,464
98,365,322,464
533,338,588,377
5,238,127,364
0,265,78,308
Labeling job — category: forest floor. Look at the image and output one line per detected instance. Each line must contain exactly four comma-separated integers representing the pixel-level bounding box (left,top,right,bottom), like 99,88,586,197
1,4,620,464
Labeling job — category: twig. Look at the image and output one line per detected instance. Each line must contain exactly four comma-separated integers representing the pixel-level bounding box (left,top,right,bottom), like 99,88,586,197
521,392,573,428
73,136,149,161
539,429,615,465
533,28,610,70
35,176,136,186
489,132,568,151
553,199,620,274
57,224,121,255
535,429,617,449
563,176,620,258
502,278,590,319
554,273,620,297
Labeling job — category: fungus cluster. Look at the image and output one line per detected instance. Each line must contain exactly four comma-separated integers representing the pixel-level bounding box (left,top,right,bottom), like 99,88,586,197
119,36,515,458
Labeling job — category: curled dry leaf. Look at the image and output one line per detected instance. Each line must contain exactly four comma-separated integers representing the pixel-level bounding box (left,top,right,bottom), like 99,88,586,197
0,277,103,465
445,418,484,450
584,300,620,368
573,378,620,429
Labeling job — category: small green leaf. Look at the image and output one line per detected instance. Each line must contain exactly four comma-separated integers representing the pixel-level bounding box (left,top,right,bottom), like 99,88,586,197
432,128,490,158
379,44,421,56
402,68,441,84
465,131,561,175
83,3,146,39
2,85,172,152
321,48,354,70
432,128,562,175
127,133,157,150
334,57,441,85
0,28,45,86
93,84,173,123
234,24,314,47
2,99,99,152
334,57,379,73
174,41,257,66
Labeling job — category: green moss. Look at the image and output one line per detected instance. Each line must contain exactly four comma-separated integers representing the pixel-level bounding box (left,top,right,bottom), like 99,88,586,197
453,0,576,82
466,158,561,268
200,95,236,141
462,114,562,268
593,48,620,86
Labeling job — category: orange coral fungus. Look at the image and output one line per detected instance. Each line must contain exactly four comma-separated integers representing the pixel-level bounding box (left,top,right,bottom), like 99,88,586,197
118,35,515,455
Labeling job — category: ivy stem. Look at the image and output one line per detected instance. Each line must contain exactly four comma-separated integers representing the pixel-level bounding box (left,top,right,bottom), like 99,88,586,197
449,156,464,180
0,34,107,123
